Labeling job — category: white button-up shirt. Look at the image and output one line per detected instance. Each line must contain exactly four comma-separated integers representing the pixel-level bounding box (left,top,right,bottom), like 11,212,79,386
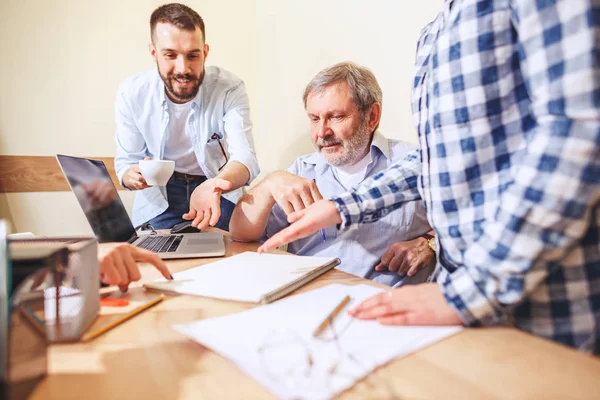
114,66,260,227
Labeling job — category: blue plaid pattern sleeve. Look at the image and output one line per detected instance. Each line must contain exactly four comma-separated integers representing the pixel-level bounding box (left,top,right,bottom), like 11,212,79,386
436,0,600,330
333,150,422,230
332,0,600,352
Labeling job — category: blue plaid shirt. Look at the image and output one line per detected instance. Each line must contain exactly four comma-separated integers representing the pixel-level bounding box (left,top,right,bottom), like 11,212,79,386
332,0,600,353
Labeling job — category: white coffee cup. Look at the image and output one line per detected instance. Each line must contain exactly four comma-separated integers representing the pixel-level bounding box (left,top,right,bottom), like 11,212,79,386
139,160,175,186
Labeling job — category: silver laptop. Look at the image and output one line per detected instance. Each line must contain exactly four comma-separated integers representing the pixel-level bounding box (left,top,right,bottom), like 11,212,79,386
56,154,225,259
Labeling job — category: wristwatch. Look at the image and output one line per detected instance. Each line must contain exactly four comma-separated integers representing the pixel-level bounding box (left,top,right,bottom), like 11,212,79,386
421,233,437,253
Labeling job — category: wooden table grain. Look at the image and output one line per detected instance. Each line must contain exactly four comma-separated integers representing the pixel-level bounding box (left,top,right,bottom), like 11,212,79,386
30,236,600,400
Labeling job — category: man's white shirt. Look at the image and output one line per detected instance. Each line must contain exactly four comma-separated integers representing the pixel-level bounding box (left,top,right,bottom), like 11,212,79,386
114,66,260,226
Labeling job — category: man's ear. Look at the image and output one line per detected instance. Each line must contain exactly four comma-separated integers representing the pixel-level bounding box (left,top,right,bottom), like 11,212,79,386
203,44,210,61
367,102,382,132
149,43,157,63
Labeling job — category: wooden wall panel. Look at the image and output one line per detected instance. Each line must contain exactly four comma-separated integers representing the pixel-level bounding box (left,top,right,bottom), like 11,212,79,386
0,156,123,193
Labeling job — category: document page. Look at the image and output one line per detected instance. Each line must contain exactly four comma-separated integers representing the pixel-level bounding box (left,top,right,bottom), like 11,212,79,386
174,283,463,400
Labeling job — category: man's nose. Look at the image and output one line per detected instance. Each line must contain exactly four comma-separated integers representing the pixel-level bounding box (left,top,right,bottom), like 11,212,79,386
317,120,333,138
175,56,190,74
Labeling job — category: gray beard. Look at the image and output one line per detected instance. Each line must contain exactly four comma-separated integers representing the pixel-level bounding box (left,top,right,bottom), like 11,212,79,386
316,120,372,167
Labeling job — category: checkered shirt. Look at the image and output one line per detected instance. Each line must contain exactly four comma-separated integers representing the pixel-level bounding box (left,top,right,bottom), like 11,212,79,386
333,0,600,352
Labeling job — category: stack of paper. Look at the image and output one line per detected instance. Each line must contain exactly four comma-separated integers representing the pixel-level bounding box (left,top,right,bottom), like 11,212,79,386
174,283,462,400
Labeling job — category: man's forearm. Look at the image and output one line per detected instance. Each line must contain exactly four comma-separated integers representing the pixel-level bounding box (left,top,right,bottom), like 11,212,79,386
216,161,251,190
334,151,422,229
229,179,275,242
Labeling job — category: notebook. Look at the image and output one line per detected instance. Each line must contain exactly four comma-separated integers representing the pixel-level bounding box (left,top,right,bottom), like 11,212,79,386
144,251,340,304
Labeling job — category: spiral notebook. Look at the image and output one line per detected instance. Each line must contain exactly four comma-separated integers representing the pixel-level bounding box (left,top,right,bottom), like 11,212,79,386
144,251,340,304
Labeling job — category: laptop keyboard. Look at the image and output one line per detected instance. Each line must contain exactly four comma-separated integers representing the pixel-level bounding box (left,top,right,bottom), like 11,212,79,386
137,235,183,253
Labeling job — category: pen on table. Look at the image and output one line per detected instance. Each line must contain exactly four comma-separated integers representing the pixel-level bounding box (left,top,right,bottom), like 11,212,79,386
312,178,326,241
313,295,351,337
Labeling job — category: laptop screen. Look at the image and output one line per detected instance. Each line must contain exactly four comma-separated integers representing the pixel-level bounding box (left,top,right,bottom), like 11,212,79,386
56,155,137,243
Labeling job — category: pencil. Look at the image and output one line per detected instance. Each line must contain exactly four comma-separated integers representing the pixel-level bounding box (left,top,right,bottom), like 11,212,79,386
312,295,351,337
81,294,164,341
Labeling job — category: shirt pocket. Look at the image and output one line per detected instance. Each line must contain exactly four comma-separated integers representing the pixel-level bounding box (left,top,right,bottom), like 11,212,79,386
320,224,339,242
206,132,229,170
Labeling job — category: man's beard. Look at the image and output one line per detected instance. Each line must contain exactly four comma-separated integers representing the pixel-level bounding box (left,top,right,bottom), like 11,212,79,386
158,65,204,103
315,119,372,167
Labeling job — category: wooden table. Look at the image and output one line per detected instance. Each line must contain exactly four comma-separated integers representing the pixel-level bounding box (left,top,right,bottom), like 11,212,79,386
31,236,600,400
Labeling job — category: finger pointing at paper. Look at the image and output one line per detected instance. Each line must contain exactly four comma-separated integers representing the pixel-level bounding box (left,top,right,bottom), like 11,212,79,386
257,200,342,253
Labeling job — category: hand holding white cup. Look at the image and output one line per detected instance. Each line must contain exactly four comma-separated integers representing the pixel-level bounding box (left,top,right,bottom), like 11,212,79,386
138,159,175,186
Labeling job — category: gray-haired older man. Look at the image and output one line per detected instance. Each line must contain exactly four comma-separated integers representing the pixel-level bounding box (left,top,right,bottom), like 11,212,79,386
230,62,434,287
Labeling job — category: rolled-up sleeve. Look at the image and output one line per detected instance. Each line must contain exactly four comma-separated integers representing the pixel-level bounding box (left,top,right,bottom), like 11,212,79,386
222,82,260,183
114,83,147,187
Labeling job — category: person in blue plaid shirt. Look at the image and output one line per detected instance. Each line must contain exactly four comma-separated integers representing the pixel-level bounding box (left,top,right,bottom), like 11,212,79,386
259,0,600,354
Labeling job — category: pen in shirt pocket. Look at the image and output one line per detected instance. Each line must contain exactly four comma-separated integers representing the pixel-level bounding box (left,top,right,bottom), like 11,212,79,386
312,178,326,241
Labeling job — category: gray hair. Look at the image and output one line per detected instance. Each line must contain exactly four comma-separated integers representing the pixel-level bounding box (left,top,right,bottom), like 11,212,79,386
302,62,382,126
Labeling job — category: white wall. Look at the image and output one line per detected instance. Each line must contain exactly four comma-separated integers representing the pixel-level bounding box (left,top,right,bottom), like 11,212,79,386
255,0,440,171
0,0,440,236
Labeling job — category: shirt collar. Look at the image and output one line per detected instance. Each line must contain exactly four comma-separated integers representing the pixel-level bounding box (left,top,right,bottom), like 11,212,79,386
370,130,391,161
304,130,390,172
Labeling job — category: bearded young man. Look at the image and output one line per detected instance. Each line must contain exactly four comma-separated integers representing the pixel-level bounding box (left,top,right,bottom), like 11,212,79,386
114,3,259,231
230,62,435,287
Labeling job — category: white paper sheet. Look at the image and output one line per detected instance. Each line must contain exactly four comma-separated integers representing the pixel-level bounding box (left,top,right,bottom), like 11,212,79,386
174,283,463,400
145,251,338,303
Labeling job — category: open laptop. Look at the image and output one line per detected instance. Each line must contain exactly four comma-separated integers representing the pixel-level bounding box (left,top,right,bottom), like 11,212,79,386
56,154,225,259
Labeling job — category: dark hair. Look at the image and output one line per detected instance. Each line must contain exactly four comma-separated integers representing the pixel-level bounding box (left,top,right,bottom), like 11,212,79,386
150,3,205,43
